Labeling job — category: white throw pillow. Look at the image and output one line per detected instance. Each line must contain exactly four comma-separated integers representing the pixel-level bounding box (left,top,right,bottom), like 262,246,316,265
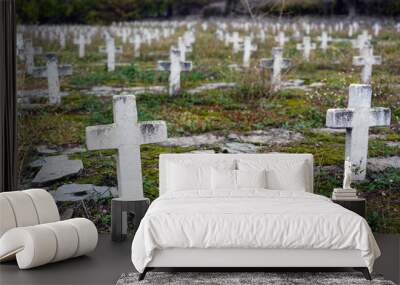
237,159,309,191
167,162,211,191
236,169,267,189
211,168,237,191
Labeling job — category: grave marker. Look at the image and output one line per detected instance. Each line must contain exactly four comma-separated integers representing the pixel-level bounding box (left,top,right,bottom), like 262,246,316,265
32,53,73,105
352,44,382,84
296,36,316,61
260,47,290,91
326,84,391,180
157,47,192,95
242,36,257,68
85,95,168,200
99,37,123,72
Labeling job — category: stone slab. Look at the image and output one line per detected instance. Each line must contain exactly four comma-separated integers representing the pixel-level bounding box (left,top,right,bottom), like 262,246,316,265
32,155,83,185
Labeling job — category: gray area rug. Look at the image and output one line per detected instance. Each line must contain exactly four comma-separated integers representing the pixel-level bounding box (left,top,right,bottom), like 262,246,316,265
116,272,396,285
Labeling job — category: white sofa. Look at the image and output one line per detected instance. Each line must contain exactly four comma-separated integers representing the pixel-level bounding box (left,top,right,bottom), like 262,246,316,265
0,189,98,269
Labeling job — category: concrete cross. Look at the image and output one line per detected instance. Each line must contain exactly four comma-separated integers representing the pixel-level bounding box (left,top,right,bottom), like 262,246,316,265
86,95,168,200
59,32,66,49
178,36,192,62
352,30,371,51
73,34,91,58
318,31,332,51
129,34,142,58
373,23,381,36
230,32,243,54
260,47,290,91
157,47,192,96
99,37,123,72
24,39,43,75
296,36,316,61
352,44,382,84
275,31,289,48
326,84,391,180
242,36,257,68
31,53,73,105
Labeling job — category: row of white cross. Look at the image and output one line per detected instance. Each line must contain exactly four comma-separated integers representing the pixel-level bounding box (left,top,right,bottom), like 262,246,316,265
84,83,391,200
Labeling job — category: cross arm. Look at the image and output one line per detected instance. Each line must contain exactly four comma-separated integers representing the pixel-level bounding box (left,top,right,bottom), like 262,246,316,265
326,108,391,128
282,59,291,68
259,58,273,68
181,61,193,71
31,67,47,78
157,61,170,71
139,121,168,144
86,124,119,150
58,65,73,76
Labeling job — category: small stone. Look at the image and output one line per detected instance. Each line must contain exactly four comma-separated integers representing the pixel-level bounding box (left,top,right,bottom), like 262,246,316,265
62,146,86,155
36,145,61,154
188,82,237,94
312,128,346,134
386,141,400,148
190,150,216,154
53,183,118,202
159,133,225,147
236,129,304,145
309,82,325,88
368,156,400,172
32,155,83,185
221,142,258,153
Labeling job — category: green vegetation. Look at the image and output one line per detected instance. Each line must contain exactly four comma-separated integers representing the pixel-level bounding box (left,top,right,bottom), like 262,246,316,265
17,22,400,233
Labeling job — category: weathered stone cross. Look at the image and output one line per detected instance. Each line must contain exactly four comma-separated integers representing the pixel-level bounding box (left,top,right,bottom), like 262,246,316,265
74,34,91,58
352,30,371,51
99,36,122,72
326,84,391,180
32,53,73,105
275,31,289,48
178,36,192,62
296,36,316,61
86,95,168,200
317,31,332,52
24,39,43,75
242,36,257,68
352,44,382,84
129,34,142,58
157,47,192,95
230,32,243,54
259,47,290,91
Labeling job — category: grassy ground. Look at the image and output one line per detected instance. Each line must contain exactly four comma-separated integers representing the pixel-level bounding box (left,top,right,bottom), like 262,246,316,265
17,21,400,233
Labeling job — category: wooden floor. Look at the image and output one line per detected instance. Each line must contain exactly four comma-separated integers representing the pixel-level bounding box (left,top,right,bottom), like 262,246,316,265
0,233,398,285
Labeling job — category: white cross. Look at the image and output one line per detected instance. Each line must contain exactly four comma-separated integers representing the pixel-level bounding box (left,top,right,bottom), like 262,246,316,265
260,47,290,91
31,53,73,105
352,44,382,84
275,31,288,48
86,95,168,200
230,32,243,53
178,36,192,62
73,34,91,58
129,34,142,58
373,23,381,36
99,37,122,72
157,47,192,96
296,36,316,61
352,30,371,51
326,84,391,180
24,39,42,75
242,36,257,68
318,31,332,51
